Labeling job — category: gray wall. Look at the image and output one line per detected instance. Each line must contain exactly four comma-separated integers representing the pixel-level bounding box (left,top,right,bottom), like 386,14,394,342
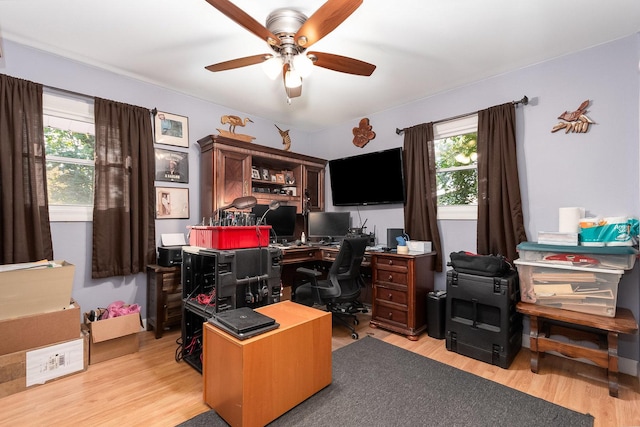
2,33,639,367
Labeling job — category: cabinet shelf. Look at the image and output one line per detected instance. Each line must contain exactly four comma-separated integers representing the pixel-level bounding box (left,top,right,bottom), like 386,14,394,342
197,135,326,218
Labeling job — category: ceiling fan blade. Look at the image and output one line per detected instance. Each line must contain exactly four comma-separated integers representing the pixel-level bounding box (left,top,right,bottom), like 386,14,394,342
309,52,376,76
205,54,272,72
205,0,280,46
282,63,302,98
294,0,362,48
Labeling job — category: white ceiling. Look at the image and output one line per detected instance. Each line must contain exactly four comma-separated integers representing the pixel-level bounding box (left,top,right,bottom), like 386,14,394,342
1,0,639,131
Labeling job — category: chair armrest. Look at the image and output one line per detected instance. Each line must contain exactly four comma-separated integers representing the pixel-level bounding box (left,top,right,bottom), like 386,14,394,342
296,267,322,278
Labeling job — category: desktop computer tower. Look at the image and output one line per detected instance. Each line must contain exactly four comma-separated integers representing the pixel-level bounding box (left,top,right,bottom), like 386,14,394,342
445,270,522,369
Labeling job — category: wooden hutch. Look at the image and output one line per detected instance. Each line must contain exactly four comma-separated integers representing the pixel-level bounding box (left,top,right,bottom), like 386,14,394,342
196,135,327,221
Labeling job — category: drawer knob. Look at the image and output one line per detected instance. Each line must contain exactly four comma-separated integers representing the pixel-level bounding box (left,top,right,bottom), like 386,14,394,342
388,260,393,265
388,275,393,281
388,293,393,300
387,312,393,319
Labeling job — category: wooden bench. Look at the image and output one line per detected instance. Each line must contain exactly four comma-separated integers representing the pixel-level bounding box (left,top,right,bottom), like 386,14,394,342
516,302,638,397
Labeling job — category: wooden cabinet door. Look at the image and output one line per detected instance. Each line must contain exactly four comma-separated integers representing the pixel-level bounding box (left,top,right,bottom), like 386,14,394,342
215,148,251,211
303,164,325,212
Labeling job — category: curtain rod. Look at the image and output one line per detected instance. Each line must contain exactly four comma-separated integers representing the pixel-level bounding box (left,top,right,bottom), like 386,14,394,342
395,95,529,135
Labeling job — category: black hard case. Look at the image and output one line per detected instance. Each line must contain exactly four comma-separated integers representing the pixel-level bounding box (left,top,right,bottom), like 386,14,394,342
445,270,522,369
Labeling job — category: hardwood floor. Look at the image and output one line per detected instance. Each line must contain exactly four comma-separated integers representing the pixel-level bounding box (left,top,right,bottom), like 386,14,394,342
1,310,638,427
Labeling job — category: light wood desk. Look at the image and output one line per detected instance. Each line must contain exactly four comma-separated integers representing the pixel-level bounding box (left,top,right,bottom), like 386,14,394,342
203,301,332,427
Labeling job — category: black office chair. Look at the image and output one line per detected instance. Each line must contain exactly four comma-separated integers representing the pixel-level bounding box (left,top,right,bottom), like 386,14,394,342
293,236,369,339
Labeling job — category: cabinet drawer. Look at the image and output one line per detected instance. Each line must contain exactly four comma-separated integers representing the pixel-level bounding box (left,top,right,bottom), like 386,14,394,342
375,270,408,286
374,286,407,305
162,270,181,289
375,256,409,270
373,304,408,326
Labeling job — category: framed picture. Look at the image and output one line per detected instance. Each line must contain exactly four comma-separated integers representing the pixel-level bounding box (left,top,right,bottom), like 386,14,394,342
155,111,189,147
155,148,189,183
251,168,261,180
284,171,295,185
156,187,189,219
261,168,270,181
276,173,285,184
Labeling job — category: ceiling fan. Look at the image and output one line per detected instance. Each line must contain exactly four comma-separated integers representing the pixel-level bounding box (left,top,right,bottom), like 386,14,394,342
204,0,376,100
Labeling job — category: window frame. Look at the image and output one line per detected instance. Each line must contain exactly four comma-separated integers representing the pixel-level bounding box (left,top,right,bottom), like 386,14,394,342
43,89,95,222
434,114,478,221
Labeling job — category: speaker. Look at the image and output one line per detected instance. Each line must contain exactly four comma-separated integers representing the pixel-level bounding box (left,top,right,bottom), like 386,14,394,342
386,228,404,249
427,291,447,339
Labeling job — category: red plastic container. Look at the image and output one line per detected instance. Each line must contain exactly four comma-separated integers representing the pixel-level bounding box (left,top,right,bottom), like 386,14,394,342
187,226,271,249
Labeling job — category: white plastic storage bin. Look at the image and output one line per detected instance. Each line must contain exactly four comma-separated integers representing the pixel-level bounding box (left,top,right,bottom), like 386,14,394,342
514,259,623,317
516,242,637,270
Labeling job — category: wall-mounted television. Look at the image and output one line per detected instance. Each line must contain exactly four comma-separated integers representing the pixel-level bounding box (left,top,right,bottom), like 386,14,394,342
328,147,406,206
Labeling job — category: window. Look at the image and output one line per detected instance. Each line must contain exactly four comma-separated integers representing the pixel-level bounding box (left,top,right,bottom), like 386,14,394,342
43,90,95,222
434,114,478,220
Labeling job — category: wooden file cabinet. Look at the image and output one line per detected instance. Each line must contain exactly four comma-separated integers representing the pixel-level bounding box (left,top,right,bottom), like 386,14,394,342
370,252,435,340
146,264,182,339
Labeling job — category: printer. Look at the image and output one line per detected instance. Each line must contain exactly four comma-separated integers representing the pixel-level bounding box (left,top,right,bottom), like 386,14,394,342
158,246,183,267
157,233,187,267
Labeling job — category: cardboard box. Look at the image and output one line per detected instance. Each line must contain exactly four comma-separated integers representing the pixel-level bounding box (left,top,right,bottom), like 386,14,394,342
0,260,75,320
84,312,141,364
0,331,88,398
0,300,80,356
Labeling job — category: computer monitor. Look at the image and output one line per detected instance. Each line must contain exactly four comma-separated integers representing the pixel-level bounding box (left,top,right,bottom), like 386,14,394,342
308,211,351,242
251,204,297,242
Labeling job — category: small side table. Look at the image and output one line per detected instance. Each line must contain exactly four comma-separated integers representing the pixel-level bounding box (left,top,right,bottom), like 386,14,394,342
146,264,182,339
516,302,638,397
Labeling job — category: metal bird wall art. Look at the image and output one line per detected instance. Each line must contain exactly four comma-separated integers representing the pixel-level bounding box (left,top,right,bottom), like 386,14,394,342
275,125,291,151
551,100,595,133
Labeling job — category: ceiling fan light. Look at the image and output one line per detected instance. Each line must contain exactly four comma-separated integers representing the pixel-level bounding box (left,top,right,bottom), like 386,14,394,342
261,56,282,80
284,69,302,89
292,54,314,78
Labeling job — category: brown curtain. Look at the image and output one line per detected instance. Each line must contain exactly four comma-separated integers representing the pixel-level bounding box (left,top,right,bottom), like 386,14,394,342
92,97,156,278
403,123,443,272
477,103,527,262
0,74,53,264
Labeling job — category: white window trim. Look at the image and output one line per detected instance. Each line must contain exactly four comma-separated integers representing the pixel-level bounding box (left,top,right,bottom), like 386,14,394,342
434,114,478,221
43,88,95,222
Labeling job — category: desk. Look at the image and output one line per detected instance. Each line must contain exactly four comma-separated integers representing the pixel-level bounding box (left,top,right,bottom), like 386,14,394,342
203,301,332,427
516,302,638,397
279,245,374,303
279,246,436,340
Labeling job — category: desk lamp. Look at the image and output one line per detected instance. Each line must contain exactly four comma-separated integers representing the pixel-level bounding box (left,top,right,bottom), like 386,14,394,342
258,200,280,225
217,196,257,224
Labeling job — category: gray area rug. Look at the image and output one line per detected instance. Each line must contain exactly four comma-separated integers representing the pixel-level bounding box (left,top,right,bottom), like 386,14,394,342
178,336,593,427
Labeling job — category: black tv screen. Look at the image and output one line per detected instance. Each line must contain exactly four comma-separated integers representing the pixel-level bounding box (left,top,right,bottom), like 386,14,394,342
328,147,406,206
